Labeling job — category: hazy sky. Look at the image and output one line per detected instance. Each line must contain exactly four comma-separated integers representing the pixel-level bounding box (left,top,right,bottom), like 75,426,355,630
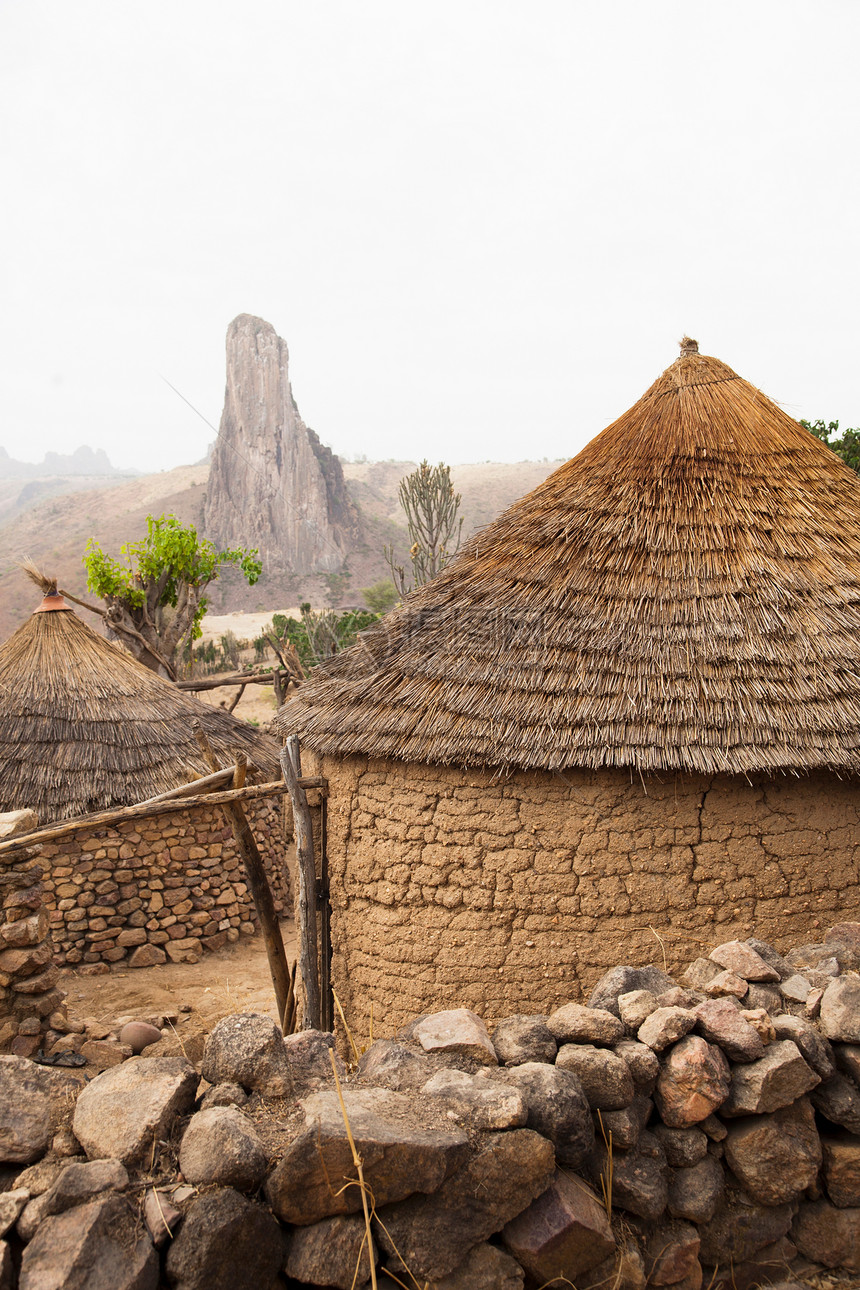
1,2,858,474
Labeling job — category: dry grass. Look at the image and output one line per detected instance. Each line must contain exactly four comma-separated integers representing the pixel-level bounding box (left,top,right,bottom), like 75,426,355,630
278,348,860,776
0,603,280,820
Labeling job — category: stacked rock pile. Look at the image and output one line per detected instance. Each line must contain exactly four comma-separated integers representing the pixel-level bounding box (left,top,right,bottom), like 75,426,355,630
0,813,69,1058
1,929,860,1289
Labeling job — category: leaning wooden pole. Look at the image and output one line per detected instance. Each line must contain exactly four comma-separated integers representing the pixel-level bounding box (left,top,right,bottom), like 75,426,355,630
192,723,293,1030
279,737,321,1031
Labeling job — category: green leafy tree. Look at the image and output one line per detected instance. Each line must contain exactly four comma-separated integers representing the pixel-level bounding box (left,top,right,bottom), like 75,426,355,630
83,513,261,679
385,460,463,595
360,577,399,614
802,419,860,475
269,604,379,670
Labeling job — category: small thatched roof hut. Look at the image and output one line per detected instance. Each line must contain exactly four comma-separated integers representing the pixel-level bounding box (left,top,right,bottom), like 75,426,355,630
0,586,279,821
275,342,860,1037
0,583,287,971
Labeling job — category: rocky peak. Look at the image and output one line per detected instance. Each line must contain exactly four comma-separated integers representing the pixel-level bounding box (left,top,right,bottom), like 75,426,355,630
203,315,357,575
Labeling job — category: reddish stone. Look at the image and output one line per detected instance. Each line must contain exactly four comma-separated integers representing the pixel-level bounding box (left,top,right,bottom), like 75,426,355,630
793,1199,860,1271
655,1037,731,1127
128,945,167,968
502,1169,615,1283
645,1220,701,1286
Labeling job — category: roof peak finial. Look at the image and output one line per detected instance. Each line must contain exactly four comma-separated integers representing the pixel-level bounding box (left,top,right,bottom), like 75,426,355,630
679,336,699,357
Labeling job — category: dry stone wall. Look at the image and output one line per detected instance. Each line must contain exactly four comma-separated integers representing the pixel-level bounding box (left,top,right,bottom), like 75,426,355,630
2,930,860,1287
35,799,288,970
314,754,860,1041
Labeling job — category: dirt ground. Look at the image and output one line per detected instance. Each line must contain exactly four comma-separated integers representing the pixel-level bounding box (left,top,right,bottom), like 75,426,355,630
59,920,297,1031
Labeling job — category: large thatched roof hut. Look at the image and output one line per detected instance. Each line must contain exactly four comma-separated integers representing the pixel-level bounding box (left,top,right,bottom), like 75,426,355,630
0,587,286,969
276,341,860,1038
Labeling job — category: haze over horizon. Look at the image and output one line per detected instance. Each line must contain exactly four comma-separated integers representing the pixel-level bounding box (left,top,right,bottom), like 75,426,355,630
2,3,858,475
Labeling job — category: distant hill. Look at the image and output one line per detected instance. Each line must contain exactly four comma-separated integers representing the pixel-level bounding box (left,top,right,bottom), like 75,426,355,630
0,444,138,479
0,456,563,642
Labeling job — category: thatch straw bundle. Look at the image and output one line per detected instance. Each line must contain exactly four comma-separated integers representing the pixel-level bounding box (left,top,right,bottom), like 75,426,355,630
276,346,860,775
0,589,280,821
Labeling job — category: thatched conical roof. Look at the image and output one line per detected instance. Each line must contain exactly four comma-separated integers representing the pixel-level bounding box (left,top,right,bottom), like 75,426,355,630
276,344,860,775
0,595,281,821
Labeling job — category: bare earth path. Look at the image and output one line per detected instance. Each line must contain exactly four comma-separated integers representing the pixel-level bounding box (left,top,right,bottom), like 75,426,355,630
60,920,297,1031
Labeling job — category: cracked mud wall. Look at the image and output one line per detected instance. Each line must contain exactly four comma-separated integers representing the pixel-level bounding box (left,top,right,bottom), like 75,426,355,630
313,754,860,1041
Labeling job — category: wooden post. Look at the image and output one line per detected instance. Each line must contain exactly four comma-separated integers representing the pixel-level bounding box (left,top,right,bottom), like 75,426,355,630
192,723,294,1031
279,737,321,1030
319,792,332,1032
272,669,284,708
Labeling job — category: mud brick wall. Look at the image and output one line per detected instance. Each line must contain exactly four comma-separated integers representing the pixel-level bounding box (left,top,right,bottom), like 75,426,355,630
36,797,288,969
312,754,860,1041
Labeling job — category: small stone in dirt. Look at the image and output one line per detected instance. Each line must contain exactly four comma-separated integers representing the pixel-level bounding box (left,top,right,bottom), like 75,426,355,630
555,1043,634,1110
118,1022,162,1054
178,1106,267,1193
547,1002,624,1046
201,1014,291,1096
143,1188,182,1247
502,1168,615,1285
165,1188,284,1290
200,1082,248,1110
73,1056,198,1166
18,1193,158,1290
412,1009,497,1064
491,1014,557,1066
80,1040,132,1071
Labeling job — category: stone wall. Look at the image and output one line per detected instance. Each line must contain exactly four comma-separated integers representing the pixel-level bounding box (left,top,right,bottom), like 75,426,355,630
35,798,288,970
314,754,860,1041
0,812,68,1056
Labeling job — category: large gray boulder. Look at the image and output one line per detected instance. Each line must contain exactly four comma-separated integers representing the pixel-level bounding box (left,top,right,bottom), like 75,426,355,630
723,1099,821,1205
266,1086,469,1225
721,1040,819,1116
178,1107,267,1193
555,1044,634,1110
283,1214,372,1290
201,1014,291,1095
819,977,860,1043
17,1159,129,1242
489,1061,595,1166
376,1129,555,1281
72,1057,197,1166
19,1194,158,1290
165,1188,284,1290
0,1057,53,1165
